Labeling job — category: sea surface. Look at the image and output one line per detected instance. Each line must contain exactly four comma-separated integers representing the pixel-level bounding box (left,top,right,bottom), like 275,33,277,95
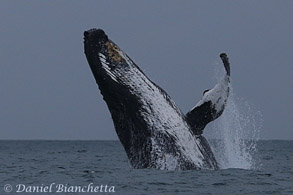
0,140,292,195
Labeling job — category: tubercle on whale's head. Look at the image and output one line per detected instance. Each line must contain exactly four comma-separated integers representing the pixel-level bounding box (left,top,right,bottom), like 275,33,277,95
105,41,126,63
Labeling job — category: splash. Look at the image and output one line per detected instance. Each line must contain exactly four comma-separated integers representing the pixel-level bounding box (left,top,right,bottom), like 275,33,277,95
206,63,262,169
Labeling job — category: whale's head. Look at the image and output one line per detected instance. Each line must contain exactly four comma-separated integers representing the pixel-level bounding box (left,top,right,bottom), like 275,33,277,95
83,28,131,88
84,29,127,65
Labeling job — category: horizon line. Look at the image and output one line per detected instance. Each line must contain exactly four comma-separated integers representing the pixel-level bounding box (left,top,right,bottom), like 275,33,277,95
0,138,292,141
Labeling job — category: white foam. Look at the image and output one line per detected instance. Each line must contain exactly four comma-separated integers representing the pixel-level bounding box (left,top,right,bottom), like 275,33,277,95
206,66,262,169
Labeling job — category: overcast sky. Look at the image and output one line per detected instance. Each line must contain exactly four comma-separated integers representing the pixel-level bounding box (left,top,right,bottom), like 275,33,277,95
1,1,292,140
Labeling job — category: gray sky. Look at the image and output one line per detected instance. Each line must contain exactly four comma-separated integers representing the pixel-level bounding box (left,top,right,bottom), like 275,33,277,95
1,1,292,140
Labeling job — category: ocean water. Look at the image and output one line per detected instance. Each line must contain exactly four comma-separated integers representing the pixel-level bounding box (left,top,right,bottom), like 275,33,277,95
0,140,292,195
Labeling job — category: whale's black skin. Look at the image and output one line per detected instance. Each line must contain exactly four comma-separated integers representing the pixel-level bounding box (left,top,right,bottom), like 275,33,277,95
83,29,230,170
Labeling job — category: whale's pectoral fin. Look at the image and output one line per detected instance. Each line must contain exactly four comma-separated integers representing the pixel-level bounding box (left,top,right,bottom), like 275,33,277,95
220,53,230,76
185,53,231,135
185,101,218,135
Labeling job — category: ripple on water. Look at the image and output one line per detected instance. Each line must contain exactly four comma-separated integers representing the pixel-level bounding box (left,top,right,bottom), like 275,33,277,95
0,140,292,195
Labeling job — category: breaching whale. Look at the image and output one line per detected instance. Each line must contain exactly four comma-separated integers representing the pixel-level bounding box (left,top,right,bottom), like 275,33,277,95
83,29,231,170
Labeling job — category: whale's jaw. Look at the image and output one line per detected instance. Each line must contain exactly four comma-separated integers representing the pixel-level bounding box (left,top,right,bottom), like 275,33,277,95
84,28,219,170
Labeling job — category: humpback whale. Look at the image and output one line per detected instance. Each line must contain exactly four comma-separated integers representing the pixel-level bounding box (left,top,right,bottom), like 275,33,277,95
83,29,231,170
